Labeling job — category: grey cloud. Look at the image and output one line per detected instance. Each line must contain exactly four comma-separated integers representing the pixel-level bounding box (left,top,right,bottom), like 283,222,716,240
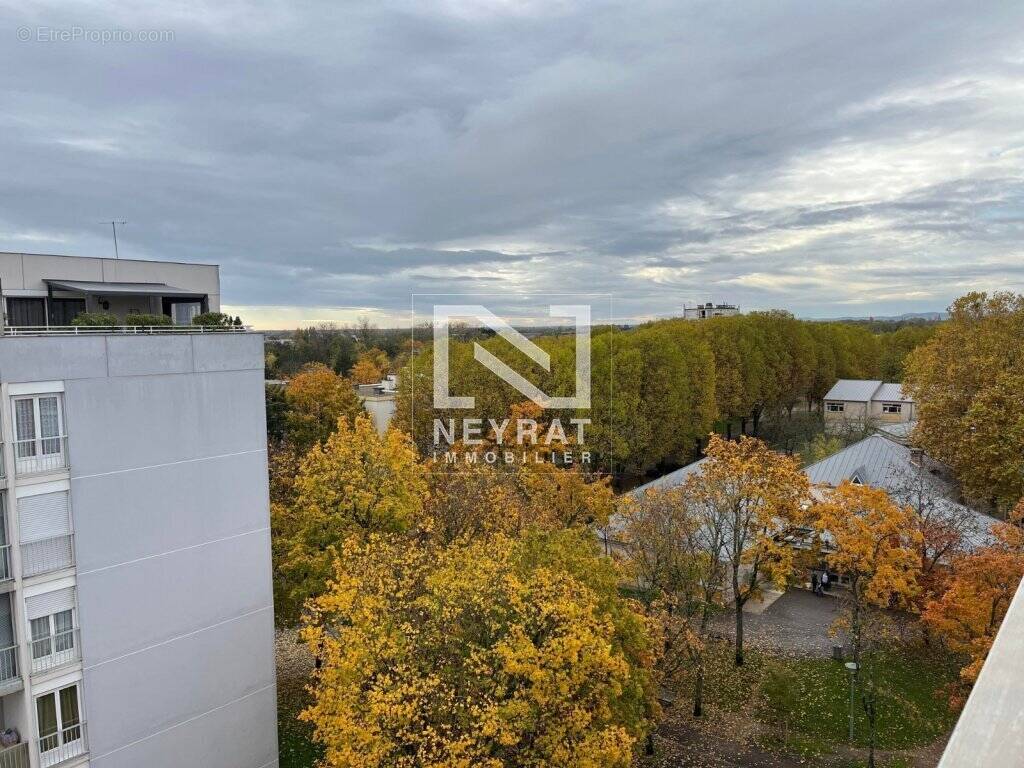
1,0,1023,324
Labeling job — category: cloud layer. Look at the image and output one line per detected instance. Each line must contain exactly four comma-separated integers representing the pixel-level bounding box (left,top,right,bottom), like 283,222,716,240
2,1,1023,327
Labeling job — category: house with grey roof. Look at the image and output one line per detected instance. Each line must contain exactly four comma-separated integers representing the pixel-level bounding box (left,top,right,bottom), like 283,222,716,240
804,433,993,550
823,379,915,431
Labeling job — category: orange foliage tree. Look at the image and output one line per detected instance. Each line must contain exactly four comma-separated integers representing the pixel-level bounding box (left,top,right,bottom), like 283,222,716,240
813,482,922,665
283,362,363,452
923,501,1024,705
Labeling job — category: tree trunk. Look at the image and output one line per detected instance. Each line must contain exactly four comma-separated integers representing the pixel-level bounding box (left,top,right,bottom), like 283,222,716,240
741,416,748,435
734,602,745,666
726,421,733,440
693,660,704,717
752,408,762,436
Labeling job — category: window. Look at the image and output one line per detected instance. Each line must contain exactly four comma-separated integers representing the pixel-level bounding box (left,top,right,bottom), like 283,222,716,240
48,299,85,326
882,403,902,414
36,684,84,760
6,298,46,327
826,402,845,413
19,492,74,578
13,394,66,474
30,608,76,672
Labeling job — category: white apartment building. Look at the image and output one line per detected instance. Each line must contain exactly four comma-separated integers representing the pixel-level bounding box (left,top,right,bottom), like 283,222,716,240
0,254,276,768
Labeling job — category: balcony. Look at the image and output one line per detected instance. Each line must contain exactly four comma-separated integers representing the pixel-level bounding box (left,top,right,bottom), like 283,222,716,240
0,742,28,768
0,546,11,583
30,629,80,676
20,535,74,579
0,644,20,695
13,437,68,477
38,721,86,767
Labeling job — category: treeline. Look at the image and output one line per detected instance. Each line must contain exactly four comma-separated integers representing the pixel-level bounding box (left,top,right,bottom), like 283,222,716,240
264,320,412,379
395,312,935,477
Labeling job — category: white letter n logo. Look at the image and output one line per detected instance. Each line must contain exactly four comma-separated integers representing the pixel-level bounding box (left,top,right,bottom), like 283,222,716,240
433,305,591,410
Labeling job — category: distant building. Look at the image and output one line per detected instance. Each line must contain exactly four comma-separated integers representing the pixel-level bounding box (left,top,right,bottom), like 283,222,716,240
357,375,397,433
682,302,740,320
822,379,915,430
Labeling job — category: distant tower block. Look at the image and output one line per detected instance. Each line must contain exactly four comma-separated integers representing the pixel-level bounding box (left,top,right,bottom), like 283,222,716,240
682,302,741,320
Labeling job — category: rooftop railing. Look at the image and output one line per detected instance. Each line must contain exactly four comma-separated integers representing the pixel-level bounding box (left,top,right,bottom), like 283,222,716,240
3,325,250,337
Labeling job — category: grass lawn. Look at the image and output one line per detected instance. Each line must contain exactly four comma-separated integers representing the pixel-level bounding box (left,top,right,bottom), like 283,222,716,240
691,641,960,758
762,651,959,752
278,683,321,768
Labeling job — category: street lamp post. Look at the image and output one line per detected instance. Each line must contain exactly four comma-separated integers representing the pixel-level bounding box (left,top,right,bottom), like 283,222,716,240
845,661,859,743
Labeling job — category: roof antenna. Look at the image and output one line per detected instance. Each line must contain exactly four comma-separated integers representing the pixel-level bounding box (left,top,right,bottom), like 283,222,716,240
105,220,126,259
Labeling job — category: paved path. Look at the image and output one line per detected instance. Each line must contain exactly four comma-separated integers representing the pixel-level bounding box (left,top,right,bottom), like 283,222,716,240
711,588,845,657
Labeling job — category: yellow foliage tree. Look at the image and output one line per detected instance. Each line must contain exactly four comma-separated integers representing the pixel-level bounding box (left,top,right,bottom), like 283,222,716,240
685,435,809,665
904,291,1024,509
301,532,656,768
813,482,922,665
923,501,1024,706
350,347,389,384
273,415,428,625
284,363,364,453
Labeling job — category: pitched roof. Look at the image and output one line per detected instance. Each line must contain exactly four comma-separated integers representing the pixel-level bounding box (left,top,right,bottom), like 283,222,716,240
805,434,994,548
874,382,912,402
824,379,882,401
626,457,709,498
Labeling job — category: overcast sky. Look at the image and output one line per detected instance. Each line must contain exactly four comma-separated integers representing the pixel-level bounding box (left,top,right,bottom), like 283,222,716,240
2,1,1023,328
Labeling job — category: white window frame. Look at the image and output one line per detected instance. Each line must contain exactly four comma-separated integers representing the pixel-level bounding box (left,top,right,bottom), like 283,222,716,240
35,681,84,764
12,394,66,474
882,402,902,414
826,401,845,413
30,608,77,672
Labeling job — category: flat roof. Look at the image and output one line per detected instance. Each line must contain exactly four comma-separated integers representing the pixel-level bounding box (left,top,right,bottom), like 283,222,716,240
0,250,218,268
45,279,207,298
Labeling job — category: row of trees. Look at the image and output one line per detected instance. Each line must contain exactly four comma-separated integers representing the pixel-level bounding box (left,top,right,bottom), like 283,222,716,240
395,313,933,478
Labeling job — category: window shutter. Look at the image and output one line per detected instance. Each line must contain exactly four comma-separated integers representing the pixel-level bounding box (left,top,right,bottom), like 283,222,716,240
26,588,76,620
18,492,71,543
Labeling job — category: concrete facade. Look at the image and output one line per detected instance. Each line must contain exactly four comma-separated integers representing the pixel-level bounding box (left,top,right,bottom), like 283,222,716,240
0,331,276,768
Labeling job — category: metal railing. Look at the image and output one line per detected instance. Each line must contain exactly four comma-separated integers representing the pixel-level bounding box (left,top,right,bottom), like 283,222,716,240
0,644,19,685
20,535,74,579
0,545,11,582
3,325,250,337
38,721,86,767
30,629,80,675
13,437,68,476
0,742,28,768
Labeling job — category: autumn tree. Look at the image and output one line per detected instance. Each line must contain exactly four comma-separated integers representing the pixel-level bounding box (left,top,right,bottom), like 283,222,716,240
813,482,921,665
273,415,427,625
923,501,1024,705
887,463,982,616
685,435,809,665
904,291,1024,510
619,485,727,716
283,363,364,453
301,531,656,768
350,347,390,384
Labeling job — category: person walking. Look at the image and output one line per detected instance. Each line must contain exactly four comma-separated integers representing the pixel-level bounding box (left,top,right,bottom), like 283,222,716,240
811,571,820,595
821,571,830,594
